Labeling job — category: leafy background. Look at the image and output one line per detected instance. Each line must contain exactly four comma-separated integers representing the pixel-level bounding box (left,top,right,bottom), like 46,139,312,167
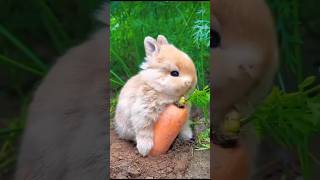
109,1,210,91
246,0,320,179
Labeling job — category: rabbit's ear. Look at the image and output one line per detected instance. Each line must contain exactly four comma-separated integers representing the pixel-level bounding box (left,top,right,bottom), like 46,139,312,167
157,35,168,45
144,36,159,57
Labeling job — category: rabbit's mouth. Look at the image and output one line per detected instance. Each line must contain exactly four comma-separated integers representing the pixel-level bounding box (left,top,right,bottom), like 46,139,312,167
175,96,187,108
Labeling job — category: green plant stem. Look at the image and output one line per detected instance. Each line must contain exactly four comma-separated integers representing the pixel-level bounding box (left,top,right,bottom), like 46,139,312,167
277,72,286,92
240,117,252,127
298,139,311,180
110,70,125,85
110,78,124,87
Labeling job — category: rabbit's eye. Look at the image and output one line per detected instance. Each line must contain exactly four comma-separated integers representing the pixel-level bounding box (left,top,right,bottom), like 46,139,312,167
170,70,179,77
211,29,221,48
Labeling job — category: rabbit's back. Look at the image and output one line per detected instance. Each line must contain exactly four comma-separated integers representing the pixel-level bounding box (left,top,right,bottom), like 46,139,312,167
114,74,144,140
15,29,108,180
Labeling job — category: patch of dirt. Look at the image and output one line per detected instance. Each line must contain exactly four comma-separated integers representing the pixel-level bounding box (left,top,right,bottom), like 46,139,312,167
185,150,210,179
110,129,199,179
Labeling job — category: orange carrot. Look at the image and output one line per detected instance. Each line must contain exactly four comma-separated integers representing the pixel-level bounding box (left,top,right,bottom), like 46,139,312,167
212,142,250,180
149,104,188,156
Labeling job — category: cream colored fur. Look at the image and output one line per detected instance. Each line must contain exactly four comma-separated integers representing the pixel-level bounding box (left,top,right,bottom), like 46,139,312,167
212,0,279,177
114,35,197,156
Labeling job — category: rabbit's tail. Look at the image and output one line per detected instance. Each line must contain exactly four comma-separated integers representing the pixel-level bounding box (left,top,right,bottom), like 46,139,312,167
94,1,108,24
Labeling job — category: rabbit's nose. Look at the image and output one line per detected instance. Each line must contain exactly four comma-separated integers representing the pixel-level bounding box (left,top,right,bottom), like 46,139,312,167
184,81,192,87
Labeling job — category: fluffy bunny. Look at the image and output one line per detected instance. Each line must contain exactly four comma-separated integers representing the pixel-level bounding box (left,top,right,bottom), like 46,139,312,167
211,0,278,143
14,4,108,180
211,0,279,176
114,35,197,156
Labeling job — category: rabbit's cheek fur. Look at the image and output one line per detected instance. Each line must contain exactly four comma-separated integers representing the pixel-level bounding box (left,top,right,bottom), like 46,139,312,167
142,70,194,97
162,76,193,97
212,0,279,177
140,69,166,91
212,45,265,110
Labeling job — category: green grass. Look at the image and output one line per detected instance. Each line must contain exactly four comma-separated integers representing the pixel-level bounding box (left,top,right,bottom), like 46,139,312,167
195,128,210,150
261,1,320,179
0,98,28,176
110,1,210,91
267,0,304,88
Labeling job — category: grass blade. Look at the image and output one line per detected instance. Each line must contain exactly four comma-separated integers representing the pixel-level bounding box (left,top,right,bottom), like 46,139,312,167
33,0,71,54
0,54,45,76
0,25,47,71
111,78,124,87
111,48,132,77
110,70,125,84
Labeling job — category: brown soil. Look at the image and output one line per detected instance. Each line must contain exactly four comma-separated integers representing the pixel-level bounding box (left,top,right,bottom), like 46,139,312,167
185,150,210,178
110,129,195,179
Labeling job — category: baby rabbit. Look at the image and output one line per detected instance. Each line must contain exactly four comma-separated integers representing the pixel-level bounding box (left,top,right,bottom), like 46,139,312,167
211,0,278,144
114,35,197,156
15,4,108,180
211,0,279,177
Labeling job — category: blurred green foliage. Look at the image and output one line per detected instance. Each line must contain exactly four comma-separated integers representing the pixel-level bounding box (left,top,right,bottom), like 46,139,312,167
248,1,320,179
0,0,103,103
268,0,304,86
247,76,320,180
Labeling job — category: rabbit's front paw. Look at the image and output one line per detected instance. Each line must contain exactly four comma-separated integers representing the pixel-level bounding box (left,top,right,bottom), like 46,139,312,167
179,126,193,141
179,120,194,141
136,137,153,157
